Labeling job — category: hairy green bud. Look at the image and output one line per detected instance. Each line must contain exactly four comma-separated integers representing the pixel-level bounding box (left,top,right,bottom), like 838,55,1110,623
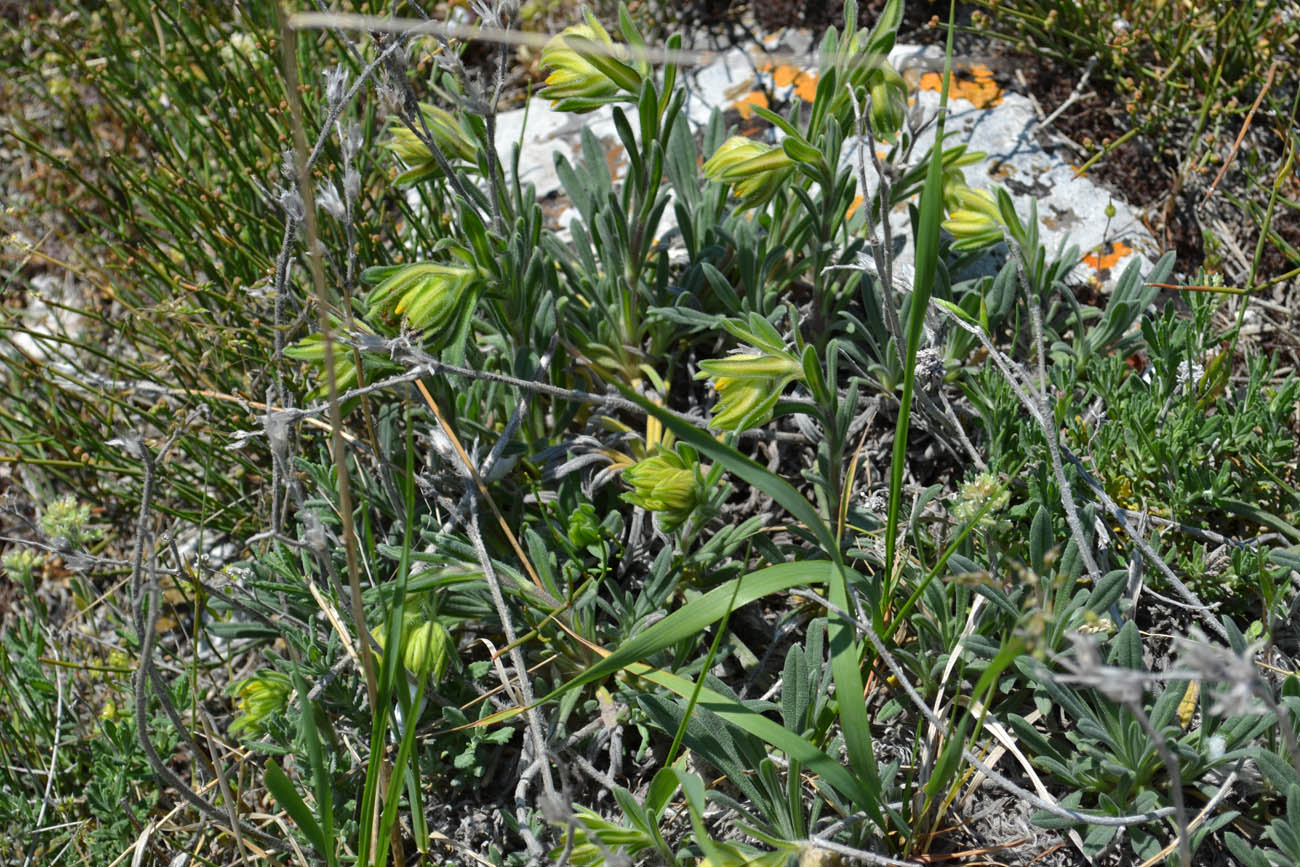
702,136,795,210
622,448,704,532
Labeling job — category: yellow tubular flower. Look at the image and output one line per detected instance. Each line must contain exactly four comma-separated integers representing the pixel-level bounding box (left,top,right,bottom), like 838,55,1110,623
942,184,1006,251
538,12,641,112
229,671,292,736
702,137,796,210
365,259,479,331
707,377,767,432
948,184,1000,218
696,352,802,379
696,350,804,432
383,104,476,186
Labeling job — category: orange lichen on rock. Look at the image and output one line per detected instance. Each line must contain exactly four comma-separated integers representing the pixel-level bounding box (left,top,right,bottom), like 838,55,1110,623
733,90,770,120
772,65,818,102
847,194,864,218
917,64,1002,109
603,138,627,180
1083,239,1132,272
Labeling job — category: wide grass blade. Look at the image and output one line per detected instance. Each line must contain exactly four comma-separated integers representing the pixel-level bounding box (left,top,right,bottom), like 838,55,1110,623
534,560,834,701
883,0,958,608
357,418,419,865
292,669,338,867
595,386,885,824
632,661,881,818
265,758,329,856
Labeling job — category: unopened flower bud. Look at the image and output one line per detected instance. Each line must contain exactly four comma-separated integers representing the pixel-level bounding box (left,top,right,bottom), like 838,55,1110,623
622,448,705,532
230,671,291,735
867,62,907,140
403,620,453,681
952,470,1009,530
39,495,99,549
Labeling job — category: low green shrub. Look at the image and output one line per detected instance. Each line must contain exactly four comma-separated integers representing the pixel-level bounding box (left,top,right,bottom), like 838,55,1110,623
3,1,1298,864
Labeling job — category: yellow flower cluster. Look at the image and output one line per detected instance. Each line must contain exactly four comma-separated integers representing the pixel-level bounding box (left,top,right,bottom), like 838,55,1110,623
702,137,795,210
942,185,1006,251
383,103,476,186
364,256,480,332
697,351,804,432
538,11,644,112
229,671,292,736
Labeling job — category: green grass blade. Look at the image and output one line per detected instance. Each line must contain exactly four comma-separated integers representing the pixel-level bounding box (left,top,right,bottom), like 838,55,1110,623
292,670,337,867
542,561,833,701
826,561,883,817
359,418,419,865
884,0,958,608
265,758,328,856
663,565,746,769
377,682,427,867
631,662,881,820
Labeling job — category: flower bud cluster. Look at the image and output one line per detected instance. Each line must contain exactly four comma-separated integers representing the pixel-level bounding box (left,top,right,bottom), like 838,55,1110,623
952,470,1009,531
942,184,1006,251
363,253,481,332
702,137,795,211
622,446,705,532
39,495,100,549
383,104,477,187
697,349,804,432
538,11,644,113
